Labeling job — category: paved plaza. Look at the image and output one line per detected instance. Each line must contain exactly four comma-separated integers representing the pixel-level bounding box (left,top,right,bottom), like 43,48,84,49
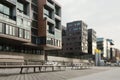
0,67,119,80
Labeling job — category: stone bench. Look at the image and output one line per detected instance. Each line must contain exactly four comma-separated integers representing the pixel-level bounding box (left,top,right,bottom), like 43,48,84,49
0,65,66,74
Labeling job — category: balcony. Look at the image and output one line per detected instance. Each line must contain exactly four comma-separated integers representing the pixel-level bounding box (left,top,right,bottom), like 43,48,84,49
17,11,30,19
6,0,16,5
55,14,61,21
0,15,16,24
44,15,55,25
46,0,54,10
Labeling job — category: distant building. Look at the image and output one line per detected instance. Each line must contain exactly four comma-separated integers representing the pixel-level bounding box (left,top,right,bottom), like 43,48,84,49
62,20,88,58
97,38,114,60
114,48,120,61
88,29,97,55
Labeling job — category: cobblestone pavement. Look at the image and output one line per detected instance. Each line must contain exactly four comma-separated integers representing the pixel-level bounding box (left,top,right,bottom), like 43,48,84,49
69,67,120,80
0,67,116,80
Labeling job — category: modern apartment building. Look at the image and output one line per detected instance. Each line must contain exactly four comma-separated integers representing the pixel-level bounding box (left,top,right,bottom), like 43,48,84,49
38,0,62,50
97,38,114,60
88,29,97,55
0,0,62,61
62,20,88,58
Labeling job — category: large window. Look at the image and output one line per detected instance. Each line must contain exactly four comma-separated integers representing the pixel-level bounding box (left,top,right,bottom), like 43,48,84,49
25,30,30,39
0,3,10,17
9,26,12,35
0,4,3,12
12,27,15,36
17,2,24,12
0,23,2,33
6,24,9,34
3,6,10,16
19,28,23,38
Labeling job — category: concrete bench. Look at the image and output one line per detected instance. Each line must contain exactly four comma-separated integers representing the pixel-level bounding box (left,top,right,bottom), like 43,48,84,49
0,65,66,74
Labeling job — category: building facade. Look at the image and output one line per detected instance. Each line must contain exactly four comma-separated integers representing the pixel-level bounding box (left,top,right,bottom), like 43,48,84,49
37,0,62,50
97,38,114,60
62,20,88,58
0,0,62,61
88,29,97,55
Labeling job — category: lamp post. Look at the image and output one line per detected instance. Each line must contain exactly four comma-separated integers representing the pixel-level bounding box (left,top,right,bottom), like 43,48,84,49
95,49,101,66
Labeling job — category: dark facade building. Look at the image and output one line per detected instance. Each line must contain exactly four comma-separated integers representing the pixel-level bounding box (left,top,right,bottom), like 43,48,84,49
62,20,88,58
88,29,97,55
0,0,62,61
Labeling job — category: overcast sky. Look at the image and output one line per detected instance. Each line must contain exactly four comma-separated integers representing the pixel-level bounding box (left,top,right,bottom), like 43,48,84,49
57,0,120,49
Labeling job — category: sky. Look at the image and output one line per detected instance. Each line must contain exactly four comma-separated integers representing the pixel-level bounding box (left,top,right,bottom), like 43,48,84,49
57,0,120,49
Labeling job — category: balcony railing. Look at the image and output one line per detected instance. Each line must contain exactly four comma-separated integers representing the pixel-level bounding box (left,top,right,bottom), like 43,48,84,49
44,15,55,24
6,0,16,5
46,1,54,9
55,14,61,20
0,15,16,24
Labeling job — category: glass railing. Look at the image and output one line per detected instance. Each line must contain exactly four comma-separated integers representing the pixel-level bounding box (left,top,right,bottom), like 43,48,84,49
0,15,16,24
6,0,16,4
17,11,29,19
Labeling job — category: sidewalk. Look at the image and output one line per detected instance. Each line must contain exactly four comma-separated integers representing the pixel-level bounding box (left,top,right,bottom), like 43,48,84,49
69,67,120,80
0,67,118,80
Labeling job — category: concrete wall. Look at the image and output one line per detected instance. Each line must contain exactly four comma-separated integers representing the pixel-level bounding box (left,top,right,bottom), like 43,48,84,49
0,51,89,63
0,51,44,61
48,56,89,63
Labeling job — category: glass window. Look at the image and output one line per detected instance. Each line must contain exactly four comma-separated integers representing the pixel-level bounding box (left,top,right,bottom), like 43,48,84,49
15,27,18,37
3,6,10,16
44,9,49,16
17,2,24,12
25,30,30,39
12,27,15,36
0,4,10,16
9,26,12,35
19,28,23,38
0,23,2,33
51,38,54,45
6,24,9,34
47,37,51,45
0,4,3,12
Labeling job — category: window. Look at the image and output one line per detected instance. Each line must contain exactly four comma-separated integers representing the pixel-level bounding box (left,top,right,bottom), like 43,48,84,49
19,28,23,38
9,26,12,35
25,30,30,39
0,3,10,16
32,21,38,28
3,6,10,16
0,4,3,12
6,24,9,34
0,23,2,33
17,2,24,12
56,40,58,46
77,22,80,26
12,27,15,36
